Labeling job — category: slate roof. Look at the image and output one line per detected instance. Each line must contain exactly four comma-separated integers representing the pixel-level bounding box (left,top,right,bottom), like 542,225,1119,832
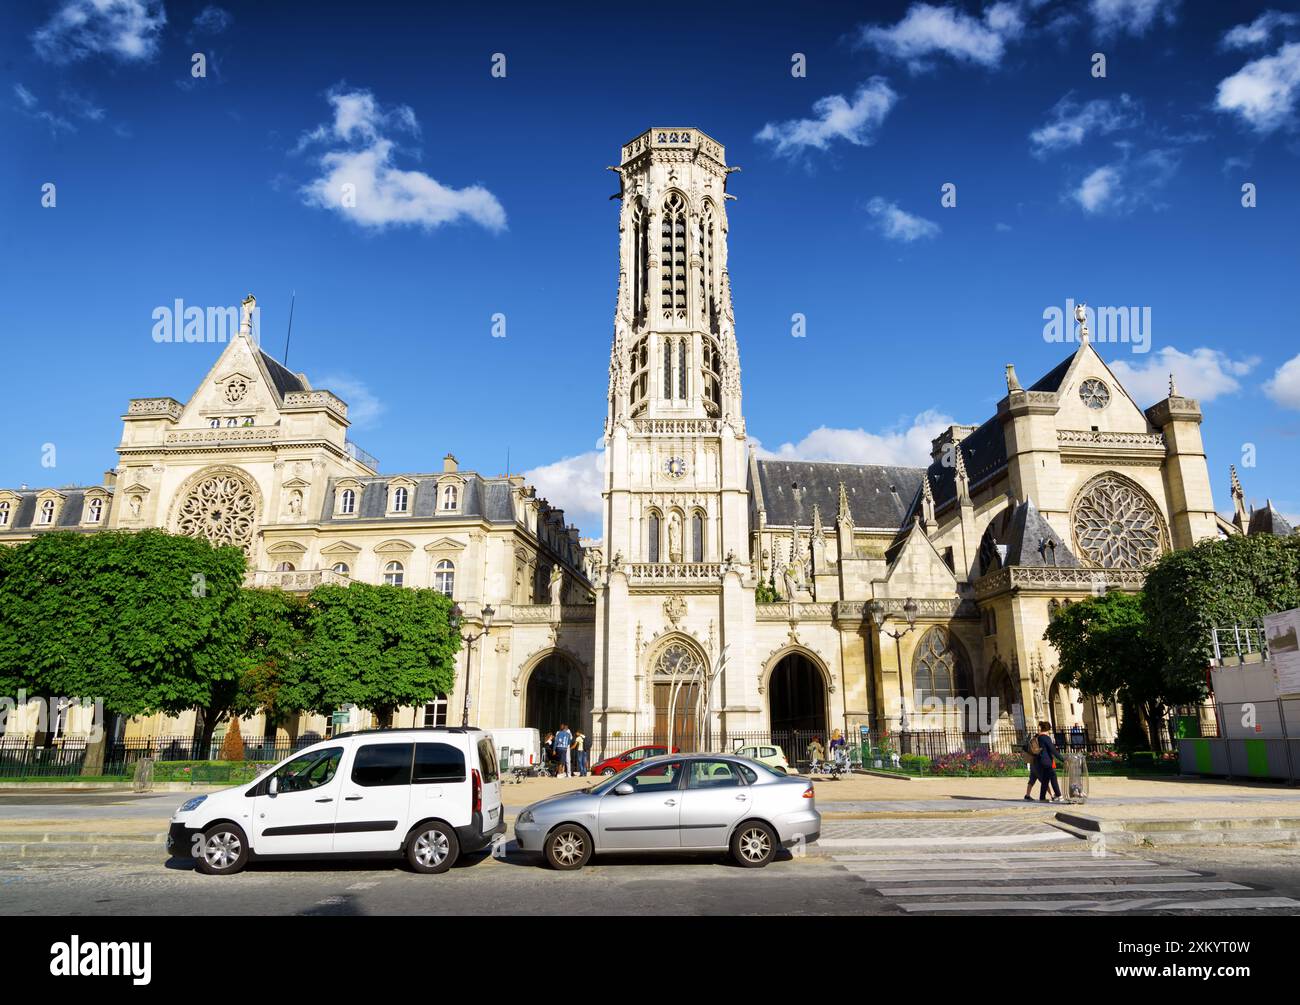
259,351,308,399
0,487,112,533
320,473,517,525
753,460,924,531
924,415,1009,510
1248,503,1295,538
977,497,1080,576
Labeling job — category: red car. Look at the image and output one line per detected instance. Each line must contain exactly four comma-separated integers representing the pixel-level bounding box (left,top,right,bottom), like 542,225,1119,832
590,743,680,777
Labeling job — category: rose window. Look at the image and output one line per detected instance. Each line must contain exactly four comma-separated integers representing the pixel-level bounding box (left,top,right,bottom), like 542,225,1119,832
175,470,258,553
655,642,701,678
1071,475,1165,569
1079,378,1110,409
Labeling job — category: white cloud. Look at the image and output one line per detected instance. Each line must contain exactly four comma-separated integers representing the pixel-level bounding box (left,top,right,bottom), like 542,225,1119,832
1215,42,1300,133
299,86,506,233
523,450,605,535
1220,10,1298,51
315,373,385,429
1068,148,1179,214
1263,353,1300,410
1109,346,1259,404
865,197,940,242
12,84,75,135
856,2,1026,72
755,79,898,157
1072,165,1121,212
752,410,955,467
1030,94,1138,156
1089,0,1179,38
192,5,232,35
32,0,166,64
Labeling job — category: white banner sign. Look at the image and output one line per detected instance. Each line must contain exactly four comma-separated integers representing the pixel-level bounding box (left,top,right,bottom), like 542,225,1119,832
1264,608,1300,697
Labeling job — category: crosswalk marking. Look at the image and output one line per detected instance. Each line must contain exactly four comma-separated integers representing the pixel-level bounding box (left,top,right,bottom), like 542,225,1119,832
836,850,1300,915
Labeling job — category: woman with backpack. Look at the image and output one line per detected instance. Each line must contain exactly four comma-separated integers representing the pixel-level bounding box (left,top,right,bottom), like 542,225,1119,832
1031,720,1061,801
1021,731,1040,801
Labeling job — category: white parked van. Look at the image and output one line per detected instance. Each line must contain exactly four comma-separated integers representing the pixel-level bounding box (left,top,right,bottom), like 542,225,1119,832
167,728,504,875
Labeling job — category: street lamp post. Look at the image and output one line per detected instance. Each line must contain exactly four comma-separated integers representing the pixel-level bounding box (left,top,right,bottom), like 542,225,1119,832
868,597,919,736
450,603,495,727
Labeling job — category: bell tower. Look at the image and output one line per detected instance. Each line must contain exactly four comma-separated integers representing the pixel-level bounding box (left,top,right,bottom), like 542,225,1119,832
594,128,755,744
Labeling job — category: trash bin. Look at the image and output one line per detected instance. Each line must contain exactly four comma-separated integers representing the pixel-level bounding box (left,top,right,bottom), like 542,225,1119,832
1064,751,1088,803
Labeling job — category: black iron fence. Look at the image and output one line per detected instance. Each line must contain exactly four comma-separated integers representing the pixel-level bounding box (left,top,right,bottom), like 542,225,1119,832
0,737,90,778
102,734,323,769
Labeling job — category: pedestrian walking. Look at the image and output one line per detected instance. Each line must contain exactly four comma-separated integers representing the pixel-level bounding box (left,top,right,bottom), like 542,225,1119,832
542,732,555,773
807,736,825,769
574,730,587,776
1021,732,1040,800
554,723,573,777
1034,720,1061,801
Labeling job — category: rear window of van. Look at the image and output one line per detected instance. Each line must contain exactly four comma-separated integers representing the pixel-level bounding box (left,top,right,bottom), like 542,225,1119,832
476,738,499,782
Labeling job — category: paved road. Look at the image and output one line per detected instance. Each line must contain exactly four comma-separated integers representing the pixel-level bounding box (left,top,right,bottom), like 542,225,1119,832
835,849,1300,915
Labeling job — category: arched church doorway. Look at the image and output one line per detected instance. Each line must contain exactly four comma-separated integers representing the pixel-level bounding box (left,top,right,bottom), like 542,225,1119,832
524,653,583,735
767,652,828,737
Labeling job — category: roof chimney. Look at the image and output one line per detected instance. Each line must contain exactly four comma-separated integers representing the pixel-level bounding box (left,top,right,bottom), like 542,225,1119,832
443,453,458,473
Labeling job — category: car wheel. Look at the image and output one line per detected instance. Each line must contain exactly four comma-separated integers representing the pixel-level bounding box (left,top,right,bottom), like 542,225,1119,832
406,821,460,874
731,821,777,868
194,823,249,876
600,767,616,777
544,825,592,870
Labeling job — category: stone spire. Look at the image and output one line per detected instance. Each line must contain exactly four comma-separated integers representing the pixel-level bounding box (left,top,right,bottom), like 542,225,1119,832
1230,464,1248,531
1169,372,1178,397
835,481,853,558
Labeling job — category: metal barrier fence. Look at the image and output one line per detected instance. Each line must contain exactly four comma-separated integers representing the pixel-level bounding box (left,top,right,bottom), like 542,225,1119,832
102,735,324,769
1179,697,1300,781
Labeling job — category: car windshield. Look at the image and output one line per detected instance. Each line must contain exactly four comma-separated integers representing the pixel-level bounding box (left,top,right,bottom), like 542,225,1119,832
589,760,661,795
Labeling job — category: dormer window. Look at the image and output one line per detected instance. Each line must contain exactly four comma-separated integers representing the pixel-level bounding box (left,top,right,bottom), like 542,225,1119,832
338,488,356,515
39,499,55,525
0,501,9,527
392,486,409,513
441,485,458,510
87,497,103,523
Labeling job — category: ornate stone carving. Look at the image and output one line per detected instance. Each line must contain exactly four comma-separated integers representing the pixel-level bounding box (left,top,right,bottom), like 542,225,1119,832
664,595,687,626
1071,474,1167,569
174,468,259,554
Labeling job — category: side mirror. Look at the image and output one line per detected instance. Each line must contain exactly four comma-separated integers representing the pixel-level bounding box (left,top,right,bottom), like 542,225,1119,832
614,782,634,796
268,776,279,797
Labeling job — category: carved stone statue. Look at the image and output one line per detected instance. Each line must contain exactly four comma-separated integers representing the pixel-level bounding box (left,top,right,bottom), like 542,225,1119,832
667,515,682,563
548,564,564,606
782,562,798,600
288,490,302,516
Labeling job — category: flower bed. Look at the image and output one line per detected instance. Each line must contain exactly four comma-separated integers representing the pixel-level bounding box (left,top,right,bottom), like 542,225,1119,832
929,748,1028,777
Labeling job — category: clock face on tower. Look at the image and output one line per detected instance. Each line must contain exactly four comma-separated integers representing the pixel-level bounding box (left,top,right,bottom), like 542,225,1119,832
664,456,688,479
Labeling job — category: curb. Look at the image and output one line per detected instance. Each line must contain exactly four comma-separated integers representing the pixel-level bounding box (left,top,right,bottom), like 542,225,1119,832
814,830,1079,849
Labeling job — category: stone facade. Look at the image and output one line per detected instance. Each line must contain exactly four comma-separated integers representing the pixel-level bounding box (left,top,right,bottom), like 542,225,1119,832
3,127,1291,754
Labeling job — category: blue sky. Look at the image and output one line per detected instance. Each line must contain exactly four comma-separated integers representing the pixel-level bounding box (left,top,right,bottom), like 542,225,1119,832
3,0,1299,534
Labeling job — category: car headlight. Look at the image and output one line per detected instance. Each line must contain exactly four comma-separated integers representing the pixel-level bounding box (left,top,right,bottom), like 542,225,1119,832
517,810,534,824
177,795,207,813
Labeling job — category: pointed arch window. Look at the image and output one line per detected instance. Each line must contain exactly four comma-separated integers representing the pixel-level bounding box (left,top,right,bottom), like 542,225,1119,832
632,200,649,324
701,336,722,415
678,338,687,399
663,338,673,398
629,335,649,412
691,511,704,563
699,202,717,332
647,512,661,563
660,193,688,319
912,627,973,701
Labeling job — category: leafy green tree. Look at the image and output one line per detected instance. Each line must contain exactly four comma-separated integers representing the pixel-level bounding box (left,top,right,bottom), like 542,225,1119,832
0,530,246,742
1044,591,1197,751
1143,534,1300,698
287,582,460,727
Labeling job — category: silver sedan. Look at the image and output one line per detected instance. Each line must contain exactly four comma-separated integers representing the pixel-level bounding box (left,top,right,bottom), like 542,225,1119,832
514,753,820,869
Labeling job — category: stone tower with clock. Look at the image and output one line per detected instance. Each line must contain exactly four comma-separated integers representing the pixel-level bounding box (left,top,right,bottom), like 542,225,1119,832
592,128,758,743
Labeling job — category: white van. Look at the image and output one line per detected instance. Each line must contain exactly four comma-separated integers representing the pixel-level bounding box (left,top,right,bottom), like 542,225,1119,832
167,728,504,875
